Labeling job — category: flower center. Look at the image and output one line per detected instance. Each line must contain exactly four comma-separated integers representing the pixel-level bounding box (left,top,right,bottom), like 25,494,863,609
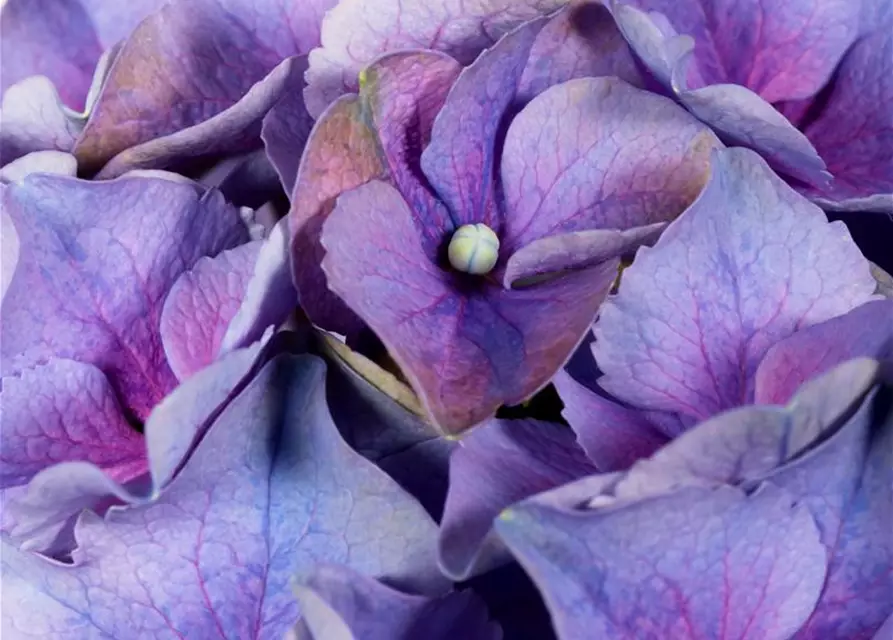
448,223,500,275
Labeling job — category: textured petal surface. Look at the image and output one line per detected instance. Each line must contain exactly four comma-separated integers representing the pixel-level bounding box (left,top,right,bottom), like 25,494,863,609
365,52,461,258
421,19,546,232
1,174,248,421
518,2,643,102
0,359,144,489
502,224,665,288
261,58,315,195
288,95,386,335
0,151,77,184
73,0,329,174
220,218,298,354
160,241,261,381
594,148,875,424
0,355,447,638
292,564,500,640
497,485,827,640
676,82,830,188
619,0,860,101
0,77,82,164
439,419,596,580
322,180,621,434
611,358,879,503
304,0,567,116
89,56,307,179
799,28,893,211
0,0,102,110
552,370,668,471
755,300,893,405
500,76,719,252
795,398,893,639
610,4,831,187
2,340,270,554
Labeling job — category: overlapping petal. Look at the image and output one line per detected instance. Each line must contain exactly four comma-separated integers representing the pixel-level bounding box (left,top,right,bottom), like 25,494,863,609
160,240,262,380
799,27,893,211
1,174,248,419
1,355,449,638
321,179,620,433
497,359,892,639
593,147,875,423
304,0,568,116
292,564,500,640
438,419,596,580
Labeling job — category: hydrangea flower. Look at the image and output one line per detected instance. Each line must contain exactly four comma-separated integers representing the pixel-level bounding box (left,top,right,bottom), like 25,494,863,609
0,0,332,177
0,172,262,551
1,354,453,638
287,19,722,434
435,150,893,633
608,0,893,211
496,359,892,639
558,147,887,469
2,0,892,637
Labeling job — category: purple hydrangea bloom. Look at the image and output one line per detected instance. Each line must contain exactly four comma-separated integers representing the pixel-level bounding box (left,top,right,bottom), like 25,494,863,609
436,149,892,615
609,0,893,211
2,0,891,636
496,356,892,639
289,20,722,435
561,147,885,465
2,354,452,638
0,0,334,177
0,173,261,551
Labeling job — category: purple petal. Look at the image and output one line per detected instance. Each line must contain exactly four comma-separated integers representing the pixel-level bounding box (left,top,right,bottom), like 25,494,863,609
873,615,893,640
0,151,77,184
2,339,271,554
518,2,644,103
439,418,596,581
288,95,386,335
72,0,324,175
612,358,879,502
503,224,665,288
220,218,298,354
1,174,248,420
594,148,874,424
0,0,102,110
796,400,893,639
261,57,315,195
755,300,893,405
552,370,668,471
321,180,620,434
500,76,720,253
160,241,262,381
319,332,454,520
677,82,831,187
421,18,547,232
196,150,283,210
617,0,860,102
0,77,82,164
90,56,307,179
304,0,567,117
292,564,501,640
75,0,169,48
497,484,827,640
799,28,893,212
0,354,448,638
610,4,831,187
0,359,144,489
365,52,461,258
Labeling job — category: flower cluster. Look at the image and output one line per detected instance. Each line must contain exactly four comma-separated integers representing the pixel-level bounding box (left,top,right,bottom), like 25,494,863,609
1,0,891,638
